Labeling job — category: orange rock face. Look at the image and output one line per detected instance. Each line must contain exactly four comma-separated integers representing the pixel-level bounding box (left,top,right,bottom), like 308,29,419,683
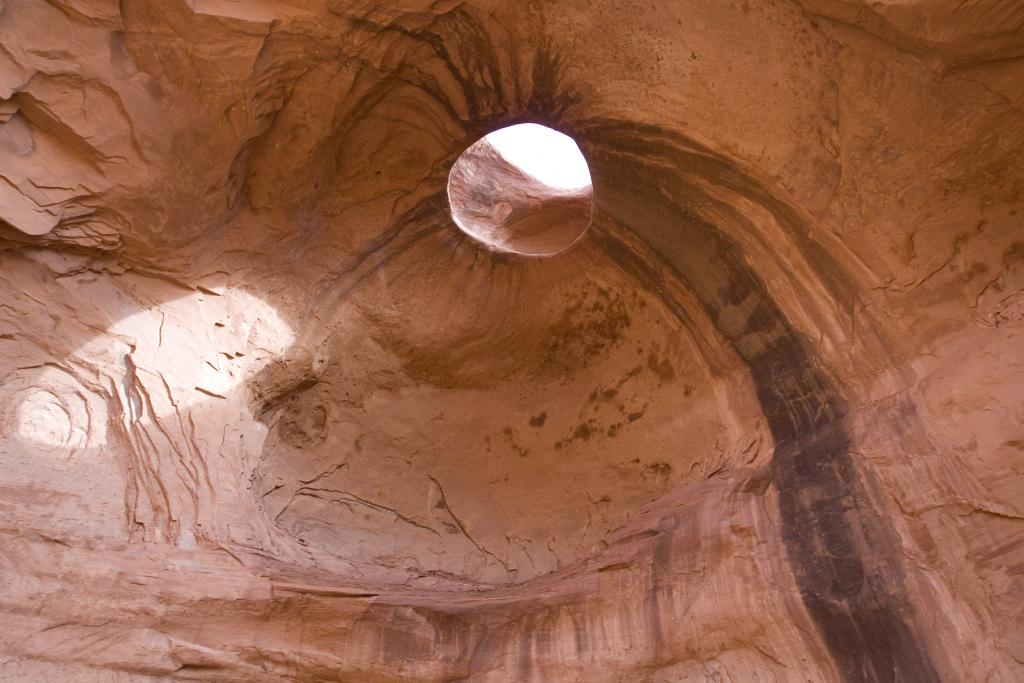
1,1,1022,681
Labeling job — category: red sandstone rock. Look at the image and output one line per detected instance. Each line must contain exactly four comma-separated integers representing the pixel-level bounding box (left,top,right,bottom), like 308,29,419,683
0,1,1022,681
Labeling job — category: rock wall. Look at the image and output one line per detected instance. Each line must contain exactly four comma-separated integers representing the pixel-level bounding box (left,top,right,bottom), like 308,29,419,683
0,1,1022,681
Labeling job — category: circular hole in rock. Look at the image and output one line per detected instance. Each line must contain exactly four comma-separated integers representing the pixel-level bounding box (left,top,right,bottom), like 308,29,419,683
447,123,593,257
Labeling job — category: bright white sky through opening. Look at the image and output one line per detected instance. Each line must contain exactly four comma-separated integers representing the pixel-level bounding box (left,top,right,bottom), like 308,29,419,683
485,123,592,190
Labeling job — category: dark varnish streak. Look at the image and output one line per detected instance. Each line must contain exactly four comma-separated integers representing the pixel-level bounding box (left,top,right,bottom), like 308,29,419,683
589,121,938,682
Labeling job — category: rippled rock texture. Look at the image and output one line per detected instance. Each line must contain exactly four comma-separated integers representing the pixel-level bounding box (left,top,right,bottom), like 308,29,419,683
1,1,1023,681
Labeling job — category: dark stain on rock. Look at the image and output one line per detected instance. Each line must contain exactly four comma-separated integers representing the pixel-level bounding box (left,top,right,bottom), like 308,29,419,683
646,462,672,479
646,351,675,382
545,287,633,365
590,119,939,682
1003,241,1024,265
573,423,593,441
529,412,547,427
501,427,529,457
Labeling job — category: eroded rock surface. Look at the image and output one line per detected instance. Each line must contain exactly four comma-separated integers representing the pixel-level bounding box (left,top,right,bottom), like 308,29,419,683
0,1,1022,681
447,134,592,255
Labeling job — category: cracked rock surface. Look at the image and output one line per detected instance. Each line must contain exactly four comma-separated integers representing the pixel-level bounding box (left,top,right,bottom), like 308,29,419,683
1,1,1023,681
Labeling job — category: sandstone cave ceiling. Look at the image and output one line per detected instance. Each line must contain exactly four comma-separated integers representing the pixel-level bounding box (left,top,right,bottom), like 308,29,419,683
0,1,1023,681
